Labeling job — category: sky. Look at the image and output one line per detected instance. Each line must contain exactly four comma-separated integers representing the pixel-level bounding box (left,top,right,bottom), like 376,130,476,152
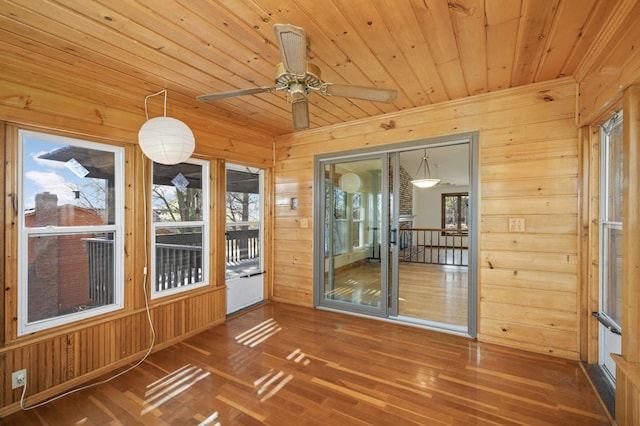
22,137,108,211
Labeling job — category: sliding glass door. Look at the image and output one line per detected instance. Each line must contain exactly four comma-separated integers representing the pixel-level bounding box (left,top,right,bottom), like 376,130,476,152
319,155,389,316
391,145,470,333
314,135,477,336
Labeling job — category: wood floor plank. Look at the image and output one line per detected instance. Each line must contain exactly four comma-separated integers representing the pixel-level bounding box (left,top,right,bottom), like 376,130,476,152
2,302,610,425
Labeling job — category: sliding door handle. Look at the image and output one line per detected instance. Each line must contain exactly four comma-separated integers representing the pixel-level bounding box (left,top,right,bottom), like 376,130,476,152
592,312,622,335
390,229,397,245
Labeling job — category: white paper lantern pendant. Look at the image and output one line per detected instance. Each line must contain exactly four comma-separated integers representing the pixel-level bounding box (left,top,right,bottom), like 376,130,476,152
138,90,195,165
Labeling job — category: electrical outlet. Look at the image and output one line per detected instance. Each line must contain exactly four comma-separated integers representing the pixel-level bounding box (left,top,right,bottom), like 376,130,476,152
11,369,26,389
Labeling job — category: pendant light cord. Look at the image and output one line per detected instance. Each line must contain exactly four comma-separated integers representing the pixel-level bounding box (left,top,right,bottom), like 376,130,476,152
143,89,168,120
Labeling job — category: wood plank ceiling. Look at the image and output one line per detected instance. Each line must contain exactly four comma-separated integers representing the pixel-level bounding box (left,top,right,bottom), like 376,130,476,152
0,0,621,137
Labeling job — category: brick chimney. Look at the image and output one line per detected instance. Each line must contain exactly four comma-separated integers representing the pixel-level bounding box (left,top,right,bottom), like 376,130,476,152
29,192,59,322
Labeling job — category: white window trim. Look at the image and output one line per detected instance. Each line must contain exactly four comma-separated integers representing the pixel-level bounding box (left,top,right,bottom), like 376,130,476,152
599,112,623,326
18,130,124,336
151,158,210,299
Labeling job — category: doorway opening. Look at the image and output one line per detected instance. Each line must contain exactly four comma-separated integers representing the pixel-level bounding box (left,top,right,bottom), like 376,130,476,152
314,133,478,336
225,163,265,315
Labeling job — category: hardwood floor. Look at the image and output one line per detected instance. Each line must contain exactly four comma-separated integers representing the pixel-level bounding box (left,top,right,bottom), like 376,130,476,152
328,261,468,326
398,263,468,326
2,302,610,425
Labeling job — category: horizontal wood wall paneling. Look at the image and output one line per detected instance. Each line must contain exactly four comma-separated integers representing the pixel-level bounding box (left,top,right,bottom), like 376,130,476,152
481,233,576,253
480,196,578,216
481,177,578,198
482,214,577,234
481,267,577,293
482,250,577,274
274,78,581,358
481,301,578,332
272,250,314,267
275,78,577,150
0,74,274,166
481,118,580,146
481,285,576,312
481,157,578,181
480,137,578,164
478,321,578,357
271,286,314,306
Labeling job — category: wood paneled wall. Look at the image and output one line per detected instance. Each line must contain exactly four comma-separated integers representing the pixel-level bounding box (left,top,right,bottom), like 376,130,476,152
273,77,582,358
0,289,225,413
576,2,640,420
613,84,640,426
0,75,273,415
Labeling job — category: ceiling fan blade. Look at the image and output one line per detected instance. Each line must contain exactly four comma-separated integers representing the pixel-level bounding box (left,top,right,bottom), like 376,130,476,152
291,97,309,129
196,86,274,102
324,84,397,103
274,23,307,75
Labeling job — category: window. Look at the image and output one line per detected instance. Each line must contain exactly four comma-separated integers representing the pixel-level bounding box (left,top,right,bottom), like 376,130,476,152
19,130,124,335
351,192,364,247
151,160,209,297
442,192,469,233
601,113,623,326
331,187,349,255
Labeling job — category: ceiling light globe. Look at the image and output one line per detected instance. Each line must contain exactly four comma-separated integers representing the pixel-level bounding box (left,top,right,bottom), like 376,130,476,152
138,117,195,165
411,178,440,189
339,173,361,193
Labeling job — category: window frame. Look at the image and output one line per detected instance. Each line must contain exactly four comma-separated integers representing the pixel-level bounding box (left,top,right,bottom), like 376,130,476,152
150,158,210,299
17,130,125,336
441,192,469,234
599,112,623,328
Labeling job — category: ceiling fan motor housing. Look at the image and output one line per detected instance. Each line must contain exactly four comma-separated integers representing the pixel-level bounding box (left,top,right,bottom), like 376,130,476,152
275,62,322,90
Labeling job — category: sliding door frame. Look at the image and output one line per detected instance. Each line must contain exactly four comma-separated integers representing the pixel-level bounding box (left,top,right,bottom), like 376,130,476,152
313,132,478,337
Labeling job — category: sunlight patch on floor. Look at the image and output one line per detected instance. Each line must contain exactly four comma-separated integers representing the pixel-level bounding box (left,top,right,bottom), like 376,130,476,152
141,364,210,415
235,318,282,347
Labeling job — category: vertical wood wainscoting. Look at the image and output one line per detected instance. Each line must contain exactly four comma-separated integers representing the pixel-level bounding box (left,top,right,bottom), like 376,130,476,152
0,289,226,415
274,78,582,358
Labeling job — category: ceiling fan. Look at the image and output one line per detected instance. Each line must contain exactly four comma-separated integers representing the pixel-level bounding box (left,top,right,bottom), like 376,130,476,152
196,23,398,129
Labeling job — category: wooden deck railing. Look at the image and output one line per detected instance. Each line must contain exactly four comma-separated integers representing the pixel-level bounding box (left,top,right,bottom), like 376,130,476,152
86,229,260,297
225,228,260,263
155,243,202,291
398,228,468,266
85,237,115,305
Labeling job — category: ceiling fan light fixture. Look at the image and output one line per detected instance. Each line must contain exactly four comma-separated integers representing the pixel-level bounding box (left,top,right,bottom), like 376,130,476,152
196,23,398,130
289,82,306,99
